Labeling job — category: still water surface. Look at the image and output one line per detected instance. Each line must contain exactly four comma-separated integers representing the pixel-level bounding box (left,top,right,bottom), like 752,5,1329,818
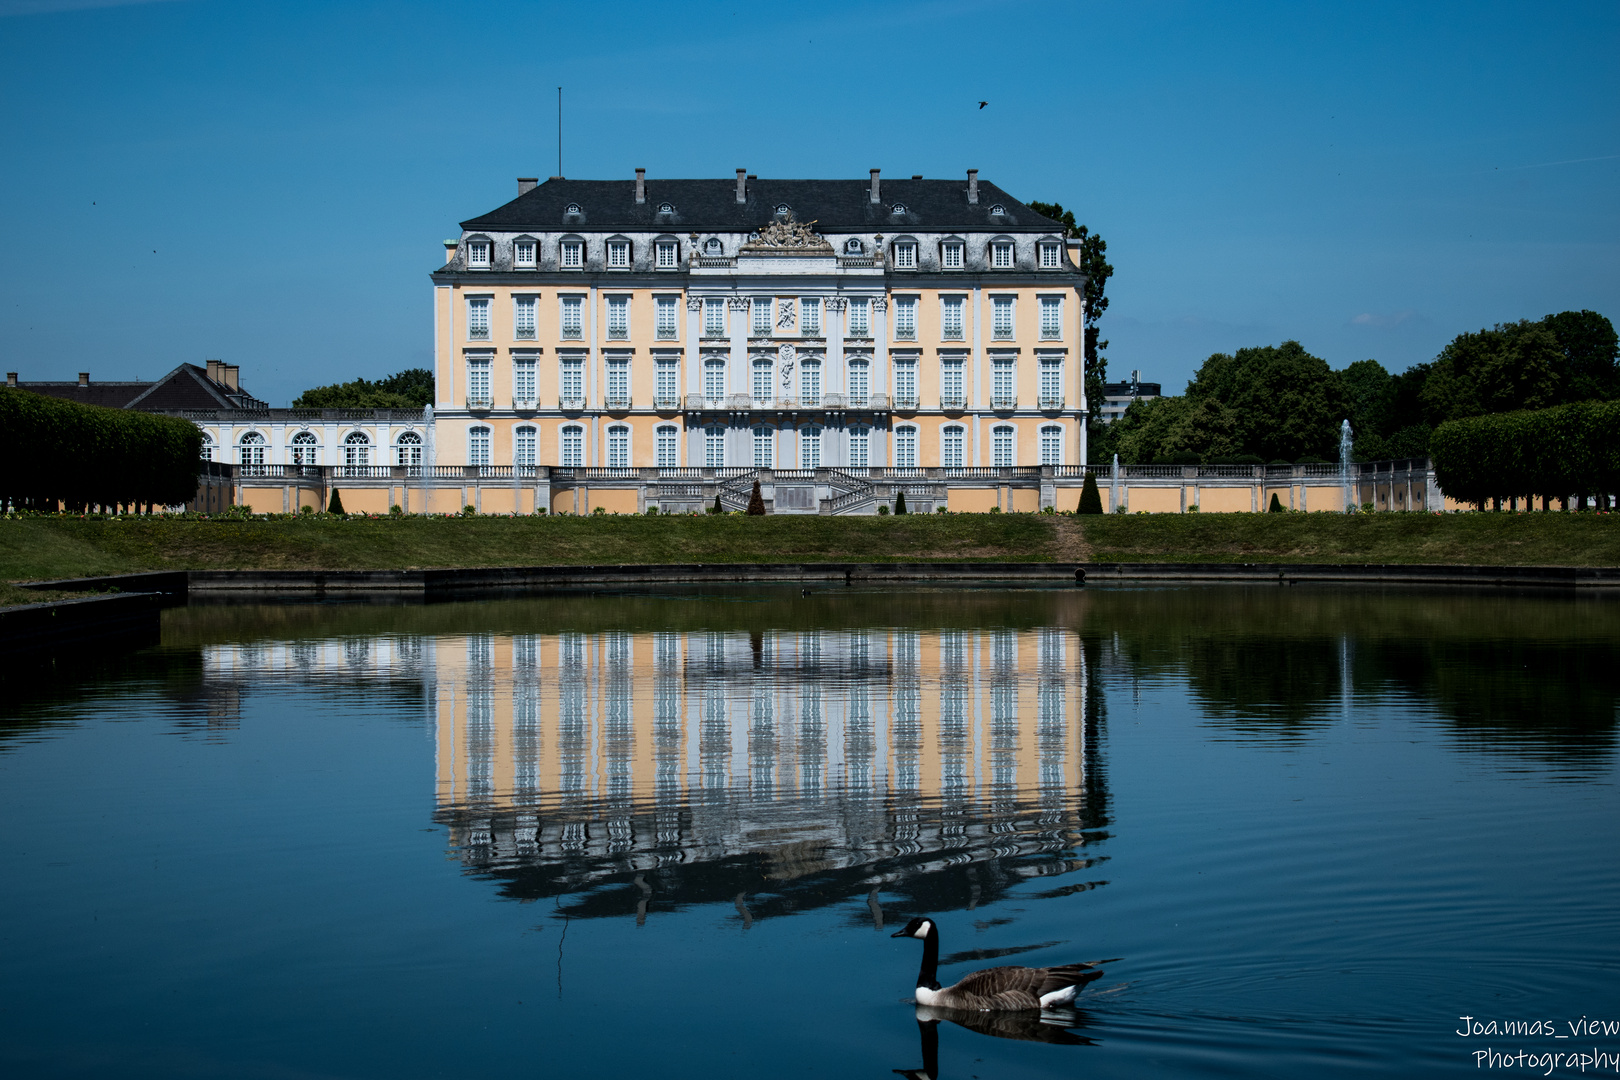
1,587,1616,1078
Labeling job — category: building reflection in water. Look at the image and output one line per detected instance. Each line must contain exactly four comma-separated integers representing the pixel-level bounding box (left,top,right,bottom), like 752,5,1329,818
428,627,1108,922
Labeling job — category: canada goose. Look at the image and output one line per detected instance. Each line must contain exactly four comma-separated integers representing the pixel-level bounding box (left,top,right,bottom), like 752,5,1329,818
891,917,1107,1010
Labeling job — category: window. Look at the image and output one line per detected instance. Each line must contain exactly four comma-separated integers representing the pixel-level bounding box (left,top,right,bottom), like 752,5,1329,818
848,426,869,468
991,241,1014,269
941,241,964,269
656,425,678,468
607,240,630,268
894,297,916,340
238,431,265,467
200,434,214,461
564,202,582,216
704,237,723,255
395,431,421,469
704,357,726,402
560,295,583,338
993,425,1014,467
1040,357,1063,407
845,237,865,255
466,239,490,268
607,425,629,467
993,358,1015,407
893,357,917,407
800,425,822,468
560,240,583,269
561,425,583,467
290,430,319,466
847,358,869,406
514,239,536,268
606,296,629,339
656,356,679,406
704,425,725,467
704,299,726,337
515,426,537,467
752,358,773,403
848,298,870,337
893,241,917,269
514,295,537,339
989,203,1007,216
752,425,774,468
468,427,490,467
1040,297,1062,339
941,297,964,340
560,355,584,405
466,297,490,340
800,359,821,406
943,425,965,468
343,431,371,470
992,297,1014,338
940,358,964,408
1040,243,1061,269
894,426,918,468
1041,425,1063,465
466,354,492,407
513,354,537,405
655,240,678,269
801,298,820,335
606,356,630,407
752,298,771,335
656,296,678,339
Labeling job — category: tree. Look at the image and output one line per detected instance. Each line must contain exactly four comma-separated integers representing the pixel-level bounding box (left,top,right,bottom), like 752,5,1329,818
1077,472,1103,514
894,489,908,514
746,479,766,515
711,493,723,514
294,368,435,409
1542,309,1619,404
1026,201,1112,449
1188,341,1347,462
1269,492,1285,512
328,488,345,514
1112,395,1241,464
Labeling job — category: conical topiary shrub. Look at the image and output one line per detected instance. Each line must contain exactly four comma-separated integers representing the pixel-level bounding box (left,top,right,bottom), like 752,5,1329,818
894,490,908,515
328,488,345,514
1077,473,1103,514
1269,492,1285,513
712,494,723,515
747,479,766,515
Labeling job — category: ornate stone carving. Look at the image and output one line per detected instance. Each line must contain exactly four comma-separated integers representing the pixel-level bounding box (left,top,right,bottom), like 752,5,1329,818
727,296,752,311
741,212,833,252
777,299,796,330
687,297,702,310
824,297,847,312
778,343,795,387
871,298,888,312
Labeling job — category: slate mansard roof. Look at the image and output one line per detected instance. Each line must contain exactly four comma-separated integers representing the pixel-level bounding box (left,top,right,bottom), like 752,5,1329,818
460,176,1067,235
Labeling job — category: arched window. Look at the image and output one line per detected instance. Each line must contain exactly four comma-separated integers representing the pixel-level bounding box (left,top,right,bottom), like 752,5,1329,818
848,426,870,468
894,425,918,469
752,425,774,468
844,237,865,255
561,425,583,467
752,358,773,403
800,425,822,469
704,237,723,256
704,357,727,402
291,430,319,466
514,426,537,468
847,358,870,406
238,431,265,467
343,431,371,470
395,431,422,469
199,433,214,461
942,425,965,469
799,358,821,406
656,424,678,468
1040,425,1063,466
993,425,1015,467
468,426,491,467
704,425,725,468
607,424,630,468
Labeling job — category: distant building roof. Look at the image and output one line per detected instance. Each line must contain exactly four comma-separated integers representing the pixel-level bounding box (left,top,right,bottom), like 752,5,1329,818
1103,381,1161,397
14,363,267,412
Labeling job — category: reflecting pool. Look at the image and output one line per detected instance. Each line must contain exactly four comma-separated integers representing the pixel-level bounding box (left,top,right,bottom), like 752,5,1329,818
1,587,1616,1078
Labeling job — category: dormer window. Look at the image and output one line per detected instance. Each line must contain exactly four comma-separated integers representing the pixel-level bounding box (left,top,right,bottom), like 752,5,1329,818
704,237,723,255
890,203,907,215
1039,242,1061,269
893,240,917,270
844,237,865,255
774,204,792,217
466,239,491,269
655,239,678,269
564,202,582,216
659,202,674,214
560,239,583,269
941,241,964,269
607,240,630,269
991,240,1014,269
989,203,1007,216
514,238,537,268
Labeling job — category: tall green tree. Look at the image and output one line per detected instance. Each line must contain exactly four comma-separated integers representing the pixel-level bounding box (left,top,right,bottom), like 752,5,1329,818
1112,395,1242,464
294,367,435,409
1187,341,1347,462
1026,201,1112,442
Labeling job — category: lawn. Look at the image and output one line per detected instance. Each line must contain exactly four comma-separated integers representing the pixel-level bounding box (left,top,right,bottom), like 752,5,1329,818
1,511,1615,583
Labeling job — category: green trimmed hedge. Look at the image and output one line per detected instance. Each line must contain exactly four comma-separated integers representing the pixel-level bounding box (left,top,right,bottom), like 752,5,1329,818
1430,400,1620,506
0,388,203,511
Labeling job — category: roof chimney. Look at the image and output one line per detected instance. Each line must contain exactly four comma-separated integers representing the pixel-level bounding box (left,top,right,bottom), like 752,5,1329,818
443,239,458,264
206,359,224,383
869,168,881,204
5,372,15,388
78,372,89,387
635,168,646,204
518,177,538,195
735,168,747,204
967,169,979,204
222,364,240,391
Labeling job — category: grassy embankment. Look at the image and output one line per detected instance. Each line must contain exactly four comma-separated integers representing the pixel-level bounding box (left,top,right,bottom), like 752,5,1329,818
1,511,1616,583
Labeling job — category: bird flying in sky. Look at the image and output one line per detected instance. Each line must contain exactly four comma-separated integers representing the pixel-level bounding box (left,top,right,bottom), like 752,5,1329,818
978,101,988,109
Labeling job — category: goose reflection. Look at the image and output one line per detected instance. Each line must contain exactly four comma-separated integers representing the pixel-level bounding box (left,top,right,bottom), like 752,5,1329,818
895,1005,1093,1080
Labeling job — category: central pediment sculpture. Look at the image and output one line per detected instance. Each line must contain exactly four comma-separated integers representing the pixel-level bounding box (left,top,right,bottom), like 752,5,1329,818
742,212,833,252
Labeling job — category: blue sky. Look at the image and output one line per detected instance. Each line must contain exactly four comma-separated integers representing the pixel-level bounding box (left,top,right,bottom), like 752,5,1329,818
1,0,1615,406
